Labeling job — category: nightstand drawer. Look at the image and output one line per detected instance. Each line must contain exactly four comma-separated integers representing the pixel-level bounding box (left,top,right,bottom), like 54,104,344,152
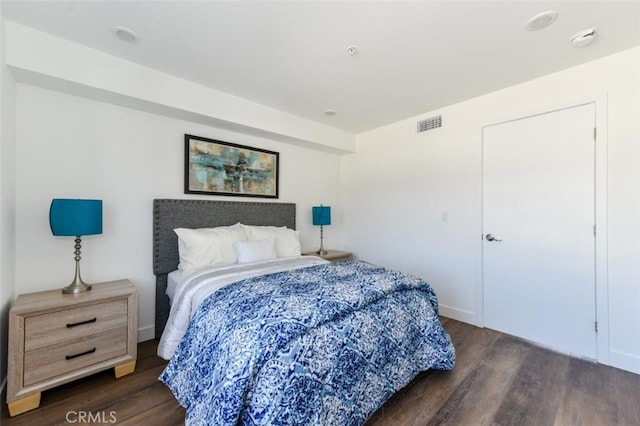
24,299,128,351
24,327,128,386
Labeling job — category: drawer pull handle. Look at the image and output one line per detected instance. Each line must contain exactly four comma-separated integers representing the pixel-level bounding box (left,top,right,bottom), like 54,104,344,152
66,317,97,328
65,348,96,360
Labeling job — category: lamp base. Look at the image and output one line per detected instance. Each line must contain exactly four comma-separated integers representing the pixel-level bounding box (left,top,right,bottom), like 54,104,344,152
62,281,92,294
62,256,92,294
316,224,328,256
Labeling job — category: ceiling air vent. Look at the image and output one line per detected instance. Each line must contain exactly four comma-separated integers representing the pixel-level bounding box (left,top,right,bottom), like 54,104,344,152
417,115,442,133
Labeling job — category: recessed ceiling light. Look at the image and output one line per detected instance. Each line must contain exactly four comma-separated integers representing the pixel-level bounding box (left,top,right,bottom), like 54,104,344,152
525,10,559,31
570,28,597,48
112,26,139,44
324,110,336,116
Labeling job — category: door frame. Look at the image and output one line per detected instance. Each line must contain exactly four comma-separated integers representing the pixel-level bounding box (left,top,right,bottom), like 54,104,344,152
478,94,609,364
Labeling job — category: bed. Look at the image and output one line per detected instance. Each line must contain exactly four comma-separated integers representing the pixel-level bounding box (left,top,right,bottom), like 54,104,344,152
153,199,455,425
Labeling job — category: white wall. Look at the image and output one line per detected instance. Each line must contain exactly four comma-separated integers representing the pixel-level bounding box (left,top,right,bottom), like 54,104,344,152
342,47,640,374
14,84,344,341
0,9,17,391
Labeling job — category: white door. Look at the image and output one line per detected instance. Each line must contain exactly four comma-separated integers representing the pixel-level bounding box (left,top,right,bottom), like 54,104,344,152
483,103,596,359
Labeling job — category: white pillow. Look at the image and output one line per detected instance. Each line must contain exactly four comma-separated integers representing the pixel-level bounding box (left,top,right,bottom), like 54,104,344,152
242,224,301,258
174,224,247,271
234,238,277,263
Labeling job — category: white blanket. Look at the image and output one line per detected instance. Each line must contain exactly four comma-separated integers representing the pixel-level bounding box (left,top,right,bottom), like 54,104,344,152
157,256,329,359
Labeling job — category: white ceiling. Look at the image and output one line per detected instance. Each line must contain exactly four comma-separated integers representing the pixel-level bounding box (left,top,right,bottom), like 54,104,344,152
2,1,639,133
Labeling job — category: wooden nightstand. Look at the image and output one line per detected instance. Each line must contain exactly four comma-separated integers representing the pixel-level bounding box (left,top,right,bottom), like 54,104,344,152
303,250,353,262
6,279,137,417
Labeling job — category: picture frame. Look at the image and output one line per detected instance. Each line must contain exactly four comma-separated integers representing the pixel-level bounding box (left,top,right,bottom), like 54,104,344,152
184,134,279,198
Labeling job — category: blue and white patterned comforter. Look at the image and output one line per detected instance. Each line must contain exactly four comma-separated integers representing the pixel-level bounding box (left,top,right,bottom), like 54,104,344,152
160,260,455,425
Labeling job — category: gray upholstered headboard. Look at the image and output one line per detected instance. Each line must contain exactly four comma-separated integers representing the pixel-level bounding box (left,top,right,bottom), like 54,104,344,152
153,199,296,338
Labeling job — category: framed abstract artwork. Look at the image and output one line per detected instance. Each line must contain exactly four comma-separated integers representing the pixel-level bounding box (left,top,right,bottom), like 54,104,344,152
184,134,279,198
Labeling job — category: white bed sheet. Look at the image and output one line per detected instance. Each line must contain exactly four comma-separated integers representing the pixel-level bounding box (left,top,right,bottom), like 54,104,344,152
167,269,190,304
157,256,329,360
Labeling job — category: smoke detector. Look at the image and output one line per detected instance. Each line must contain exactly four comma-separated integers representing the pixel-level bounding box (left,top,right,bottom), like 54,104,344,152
570,28,597,48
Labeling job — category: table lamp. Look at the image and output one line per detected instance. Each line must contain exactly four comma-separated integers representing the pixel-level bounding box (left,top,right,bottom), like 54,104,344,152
312,205,331,255
49,199,103,294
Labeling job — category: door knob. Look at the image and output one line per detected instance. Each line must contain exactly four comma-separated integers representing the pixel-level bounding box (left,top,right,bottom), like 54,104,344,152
485,234,502,242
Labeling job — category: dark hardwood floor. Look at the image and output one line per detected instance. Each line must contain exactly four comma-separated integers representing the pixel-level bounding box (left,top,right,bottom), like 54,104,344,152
3,318,639,425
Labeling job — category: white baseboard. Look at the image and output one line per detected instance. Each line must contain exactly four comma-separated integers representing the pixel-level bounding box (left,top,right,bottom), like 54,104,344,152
439,304,481,327
610,349,640,375
137,325,155,343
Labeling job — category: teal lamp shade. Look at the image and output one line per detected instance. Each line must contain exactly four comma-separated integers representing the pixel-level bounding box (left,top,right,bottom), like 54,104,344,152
49,199,102,294
312,206,331,226
50,199,102,236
